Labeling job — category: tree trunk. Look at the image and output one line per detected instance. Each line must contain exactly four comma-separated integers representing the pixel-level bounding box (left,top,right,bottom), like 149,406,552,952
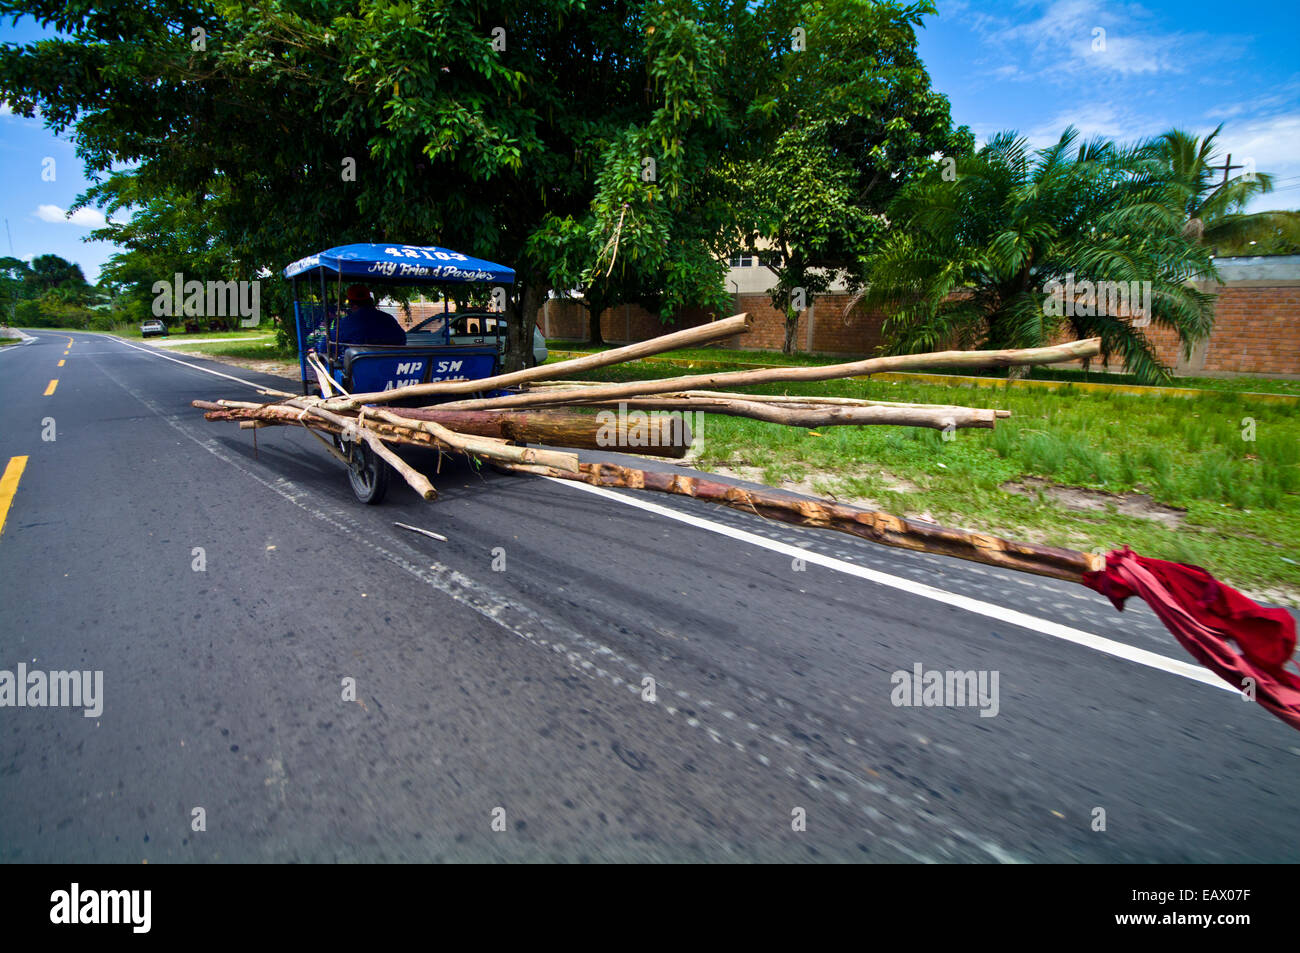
782,306,800,355
587,300,605,346
504,281,546,373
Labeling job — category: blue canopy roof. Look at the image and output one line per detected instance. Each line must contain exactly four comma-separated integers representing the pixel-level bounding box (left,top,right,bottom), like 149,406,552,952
283,243,514,284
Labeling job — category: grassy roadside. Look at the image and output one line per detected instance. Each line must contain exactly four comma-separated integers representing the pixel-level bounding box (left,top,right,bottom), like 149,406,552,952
558,357,1300,603
17,324,275,342
162,338,296,360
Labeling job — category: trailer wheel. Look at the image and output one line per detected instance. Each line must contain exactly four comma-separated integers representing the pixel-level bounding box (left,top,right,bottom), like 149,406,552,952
343,438,391,504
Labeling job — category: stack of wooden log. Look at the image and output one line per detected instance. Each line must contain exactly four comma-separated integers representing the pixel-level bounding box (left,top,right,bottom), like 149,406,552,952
195,313,1106,582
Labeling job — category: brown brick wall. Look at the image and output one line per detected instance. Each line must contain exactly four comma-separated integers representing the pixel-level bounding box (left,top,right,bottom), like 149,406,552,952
1198,286,1300,375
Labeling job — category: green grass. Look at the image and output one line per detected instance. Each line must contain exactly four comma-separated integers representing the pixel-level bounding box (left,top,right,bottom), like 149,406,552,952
562,358,1300,600
0,338,20,347
166,338,298,361
16,324,275,342
130,326,274,341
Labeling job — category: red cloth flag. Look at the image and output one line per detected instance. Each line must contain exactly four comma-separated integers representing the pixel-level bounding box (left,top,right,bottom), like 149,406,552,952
1083,547,1300,731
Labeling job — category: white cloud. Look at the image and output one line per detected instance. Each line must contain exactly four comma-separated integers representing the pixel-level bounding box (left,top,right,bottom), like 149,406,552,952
960,0,1247,83
1212,113,1300,172
35,204,114,228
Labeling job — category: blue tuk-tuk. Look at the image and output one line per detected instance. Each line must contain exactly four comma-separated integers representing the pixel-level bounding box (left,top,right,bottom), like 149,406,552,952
282,242,517,503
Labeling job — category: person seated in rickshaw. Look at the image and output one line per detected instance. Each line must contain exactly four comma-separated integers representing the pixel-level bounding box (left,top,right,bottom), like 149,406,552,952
337,284,406,347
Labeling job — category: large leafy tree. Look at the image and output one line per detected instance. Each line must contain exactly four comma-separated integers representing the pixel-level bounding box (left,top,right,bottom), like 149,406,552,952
0,256,34,321
0,0,960,364
864,129,1217,383
1213,210,1300,257
0,0,643,365
724,0,971,353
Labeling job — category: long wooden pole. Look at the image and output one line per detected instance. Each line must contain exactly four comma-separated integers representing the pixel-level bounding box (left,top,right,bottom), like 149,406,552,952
431,339,1102,412
508,460,1105,583
523,397,1000,430
325,312,754,410
530,383,1012,416
385,407,693,457
193,400,582,471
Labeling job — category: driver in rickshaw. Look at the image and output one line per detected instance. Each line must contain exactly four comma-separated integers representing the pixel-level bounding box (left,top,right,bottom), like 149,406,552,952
336,284,406,347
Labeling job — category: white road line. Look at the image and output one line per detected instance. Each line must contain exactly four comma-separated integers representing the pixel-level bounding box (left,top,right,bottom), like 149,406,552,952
104,334,284,391
543,477,1232,694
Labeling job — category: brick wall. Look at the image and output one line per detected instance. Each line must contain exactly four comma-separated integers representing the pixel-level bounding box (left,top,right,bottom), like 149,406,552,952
1197,286,1300,375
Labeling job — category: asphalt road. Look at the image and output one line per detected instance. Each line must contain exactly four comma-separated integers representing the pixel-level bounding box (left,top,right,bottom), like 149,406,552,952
1,329,1297,863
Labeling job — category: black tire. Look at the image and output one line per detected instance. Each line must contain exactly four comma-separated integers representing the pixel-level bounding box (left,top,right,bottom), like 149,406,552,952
343,438,391,504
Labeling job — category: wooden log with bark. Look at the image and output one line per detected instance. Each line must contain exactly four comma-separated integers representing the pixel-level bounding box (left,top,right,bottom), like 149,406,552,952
504,459,1106,583
195,330,1107,582
193,400,581,472
521,397,1000,430
384,407,693,457
429,339,1102,412
530,383,1012,416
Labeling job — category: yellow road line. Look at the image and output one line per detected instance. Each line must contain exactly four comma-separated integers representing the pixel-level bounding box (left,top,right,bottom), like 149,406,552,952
43,379,58,396
0,456,28,537
57,359,65,367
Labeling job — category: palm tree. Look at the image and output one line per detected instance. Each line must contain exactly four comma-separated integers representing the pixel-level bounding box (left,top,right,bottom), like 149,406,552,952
863,128,1217,383
1146,125,1286,253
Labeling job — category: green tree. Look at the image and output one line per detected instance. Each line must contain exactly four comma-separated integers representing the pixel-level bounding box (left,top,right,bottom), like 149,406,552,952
1146,125,1290,254
1212,210,1300,257
26,254,90,301
0,0,961,365
724,0,970,353
864,129,1217,383
0,256,34,323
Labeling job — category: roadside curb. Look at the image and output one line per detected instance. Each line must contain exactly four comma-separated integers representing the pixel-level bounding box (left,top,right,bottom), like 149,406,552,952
0,328,37,347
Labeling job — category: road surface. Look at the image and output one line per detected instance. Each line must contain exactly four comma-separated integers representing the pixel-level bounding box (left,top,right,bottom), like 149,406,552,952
1,329,1297,862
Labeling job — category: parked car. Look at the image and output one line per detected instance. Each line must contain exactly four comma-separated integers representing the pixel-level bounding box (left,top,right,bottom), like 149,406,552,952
404,311,548,366
140,319,167,338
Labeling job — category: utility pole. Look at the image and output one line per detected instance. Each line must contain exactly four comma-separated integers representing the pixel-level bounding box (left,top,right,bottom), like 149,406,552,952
1208,154,1243,187
3,218,13,325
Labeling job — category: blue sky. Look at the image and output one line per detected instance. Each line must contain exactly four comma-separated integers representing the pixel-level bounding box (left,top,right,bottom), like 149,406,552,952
2,0,1297,282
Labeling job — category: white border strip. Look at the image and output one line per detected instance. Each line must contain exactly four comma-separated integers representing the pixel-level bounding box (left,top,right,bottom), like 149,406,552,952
544,477,1233,693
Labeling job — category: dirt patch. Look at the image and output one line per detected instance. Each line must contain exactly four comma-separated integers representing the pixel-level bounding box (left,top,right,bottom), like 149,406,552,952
699,463,924,513
170,349,301,382
1000,477,1186,529
703,465,880,510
